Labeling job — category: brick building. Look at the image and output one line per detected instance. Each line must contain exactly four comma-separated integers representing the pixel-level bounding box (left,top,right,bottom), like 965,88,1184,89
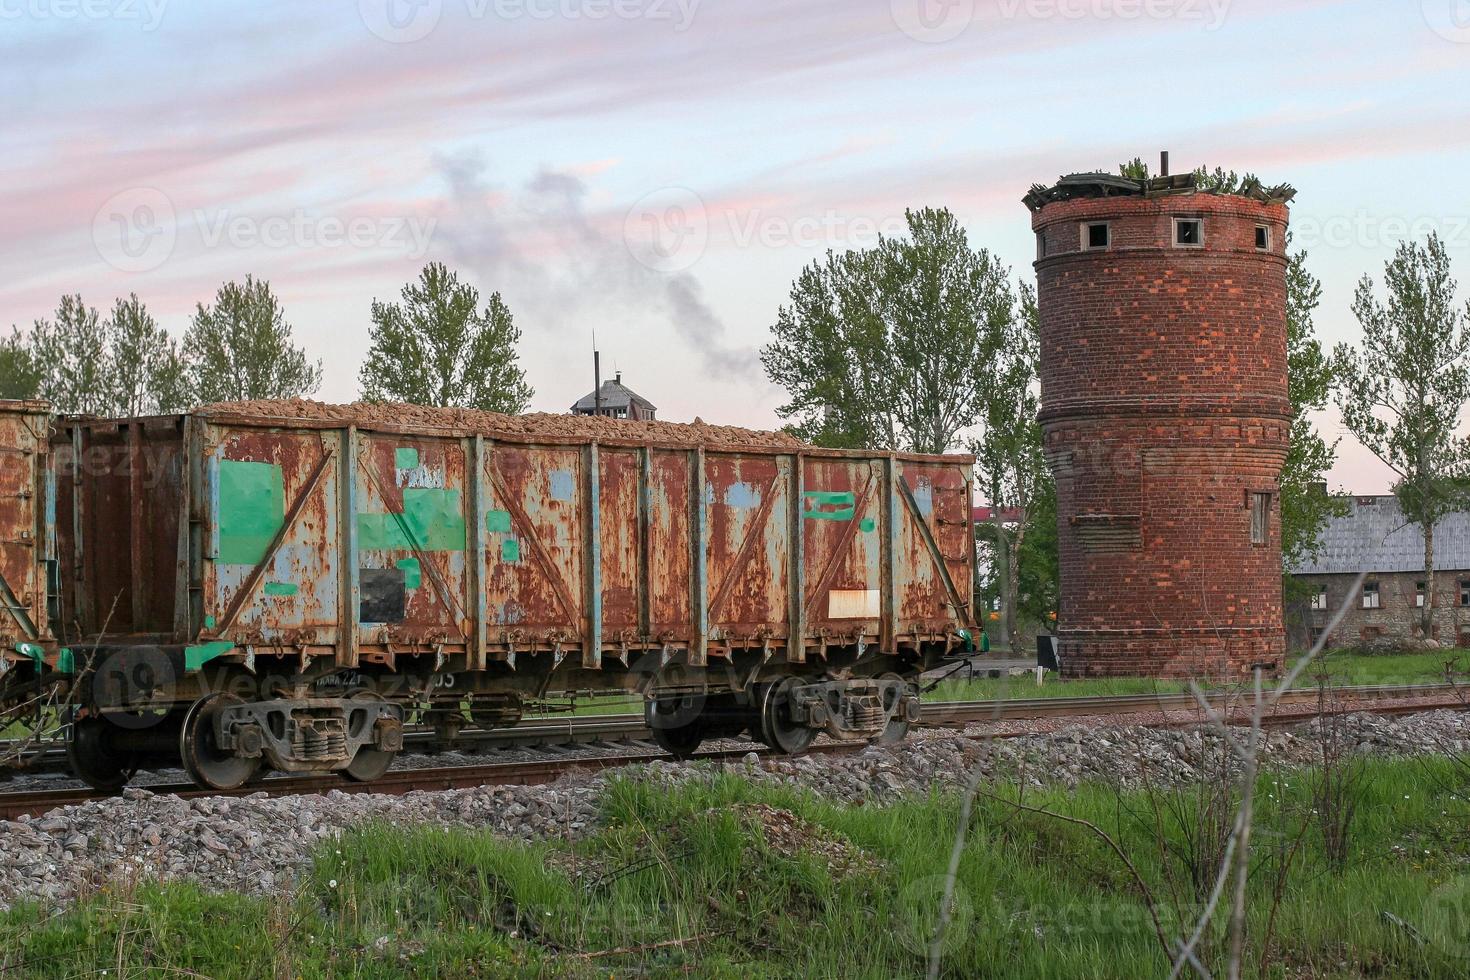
1025,170,1295,678
1288,495,1470,651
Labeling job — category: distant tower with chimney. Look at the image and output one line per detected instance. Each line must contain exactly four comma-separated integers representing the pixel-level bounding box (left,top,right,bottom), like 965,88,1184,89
1023,157,1295,678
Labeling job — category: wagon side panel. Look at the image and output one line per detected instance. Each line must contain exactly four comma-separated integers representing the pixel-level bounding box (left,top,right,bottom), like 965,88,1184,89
202,424,341,649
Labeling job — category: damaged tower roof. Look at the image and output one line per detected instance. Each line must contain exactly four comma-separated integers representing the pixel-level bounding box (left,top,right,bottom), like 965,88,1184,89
1023,171,1297,212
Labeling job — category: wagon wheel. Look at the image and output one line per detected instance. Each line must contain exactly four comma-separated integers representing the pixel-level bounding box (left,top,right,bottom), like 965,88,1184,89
645,696,705,760
756,677,817,755
870,672,917,746
180,692,260,791
344,692,399,783
65,710,138,792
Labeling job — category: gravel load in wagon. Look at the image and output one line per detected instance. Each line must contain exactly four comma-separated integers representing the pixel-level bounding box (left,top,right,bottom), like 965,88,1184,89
195,399,807,449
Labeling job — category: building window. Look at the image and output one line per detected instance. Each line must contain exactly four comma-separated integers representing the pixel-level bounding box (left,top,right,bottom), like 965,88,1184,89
1362,582,1380,609
1037,232,1047,259
1460,579,1470,606
1416,581,1427,608
1083,222,1110,250
1249,492,1270,546
1174,218,1203,247
1361,625,1384,643
1310,585,1328,611
1255,225,1270,251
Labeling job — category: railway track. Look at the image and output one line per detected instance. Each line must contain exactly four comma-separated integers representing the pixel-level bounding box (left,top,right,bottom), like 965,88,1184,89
0,683,1463,821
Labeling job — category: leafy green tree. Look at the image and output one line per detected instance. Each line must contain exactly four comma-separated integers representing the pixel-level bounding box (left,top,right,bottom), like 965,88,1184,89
107,294,192,415
761,207,1010,455
0,330,43,400
973,284,1051,651
30,295,111,415
359,263,533,413
184,277,321,403
1280,239,1346,577
1334,233,1470,638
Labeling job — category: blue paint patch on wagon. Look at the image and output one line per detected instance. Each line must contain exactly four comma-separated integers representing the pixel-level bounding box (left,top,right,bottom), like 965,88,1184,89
548,469,576,502
724,481,760,509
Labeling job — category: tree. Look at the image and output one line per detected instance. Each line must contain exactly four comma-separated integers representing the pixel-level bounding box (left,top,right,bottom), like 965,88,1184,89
184,277,321,403
1279,239,1346,577
1334,233,1470,638
972,284,1051,652
0,330,43,400
107,294,192,415
359,263,533,413
30,295,111,415
761,207,1009,454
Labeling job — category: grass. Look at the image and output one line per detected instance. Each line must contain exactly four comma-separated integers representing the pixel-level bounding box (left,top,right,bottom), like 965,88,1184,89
928,649,1470,703
5,755,1470,977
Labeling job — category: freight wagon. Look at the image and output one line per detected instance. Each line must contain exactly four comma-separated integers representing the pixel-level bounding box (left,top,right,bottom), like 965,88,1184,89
31,400,975,790
0,401,62,730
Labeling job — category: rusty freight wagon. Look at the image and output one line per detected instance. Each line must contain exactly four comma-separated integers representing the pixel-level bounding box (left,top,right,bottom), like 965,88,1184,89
53,402,976,790
0,400,63,738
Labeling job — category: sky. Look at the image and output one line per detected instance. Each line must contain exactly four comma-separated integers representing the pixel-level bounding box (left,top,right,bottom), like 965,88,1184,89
2,0,1469,497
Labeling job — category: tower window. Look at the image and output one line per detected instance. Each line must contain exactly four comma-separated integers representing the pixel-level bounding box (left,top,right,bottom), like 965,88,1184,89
1249,492,1270,546
1037,232,1047,259
1174,218,1203,247
1255,225,1270,251
1084,222,1110,250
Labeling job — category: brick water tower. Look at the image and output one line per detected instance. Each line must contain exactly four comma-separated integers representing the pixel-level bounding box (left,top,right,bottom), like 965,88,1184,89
1023,166,1295,677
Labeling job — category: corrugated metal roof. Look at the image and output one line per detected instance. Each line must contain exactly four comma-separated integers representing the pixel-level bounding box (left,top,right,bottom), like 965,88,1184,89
1290,495,1470,575
571,378,657,414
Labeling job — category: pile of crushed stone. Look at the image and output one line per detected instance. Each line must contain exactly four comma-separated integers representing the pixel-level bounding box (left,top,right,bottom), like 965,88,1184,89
196,399,806,449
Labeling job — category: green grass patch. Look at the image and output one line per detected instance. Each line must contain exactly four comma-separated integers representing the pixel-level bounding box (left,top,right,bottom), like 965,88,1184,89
929,649,1470,703
5,755,1470,977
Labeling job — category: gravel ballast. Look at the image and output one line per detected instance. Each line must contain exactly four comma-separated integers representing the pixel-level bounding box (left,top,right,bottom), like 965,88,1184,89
2,709,1468,911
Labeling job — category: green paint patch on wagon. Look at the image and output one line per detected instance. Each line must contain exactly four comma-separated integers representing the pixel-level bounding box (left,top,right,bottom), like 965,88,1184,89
395,447,419,470
485,509,513,534
185,641,235,672
501,538,521,563
860,517,876,533
217,460,285,565
396,557,422,590
803,490,856,521
357,488,467,551
263,582,298,597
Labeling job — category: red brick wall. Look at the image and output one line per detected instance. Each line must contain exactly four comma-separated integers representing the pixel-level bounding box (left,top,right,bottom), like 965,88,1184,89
1031,192,1291,678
